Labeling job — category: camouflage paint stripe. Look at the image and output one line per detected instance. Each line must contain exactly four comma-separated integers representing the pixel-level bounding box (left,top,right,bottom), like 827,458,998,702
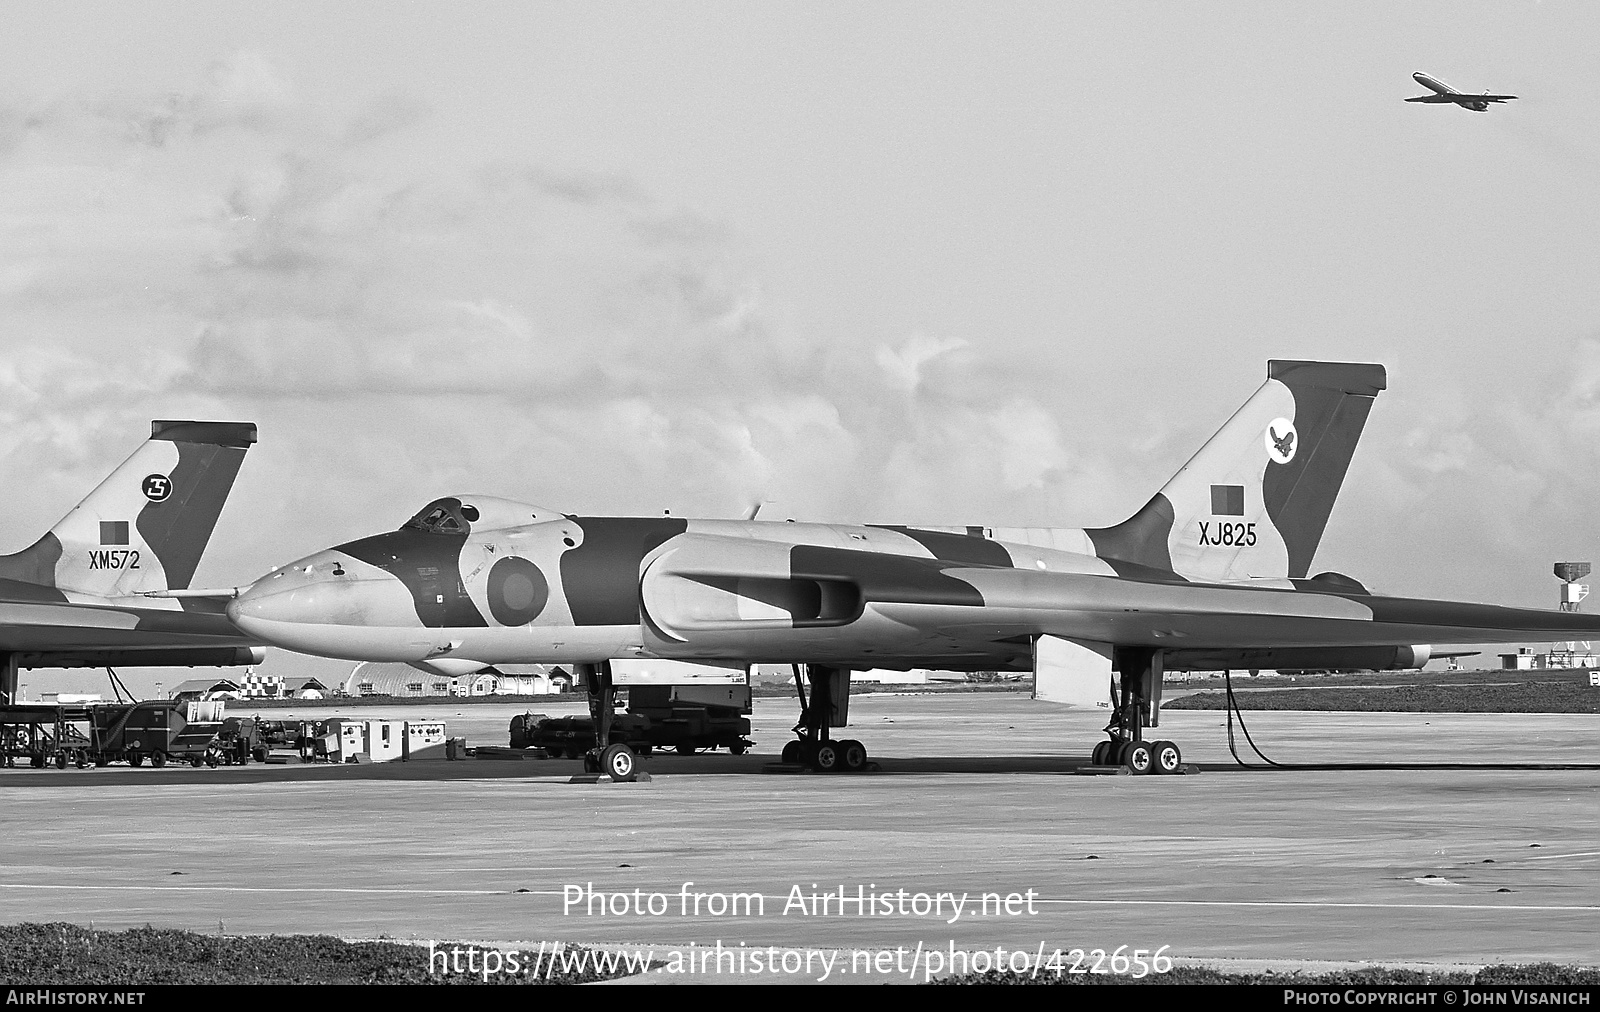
1261,361,1386,579
790,545,985,607
563,517,688,626
150,420,257,448
1357,595,1600,634
869,525,1014,567
1084,493,1177,572
135,440,249,590
0,576,68,604
0,535,63,588
338,529,489,628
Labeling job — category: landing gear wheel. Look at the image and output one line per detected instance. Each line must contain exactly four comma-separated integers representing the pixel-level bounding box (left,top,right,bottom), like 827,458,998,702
1091,740,1113,766
781,740,803,765
675,743,696,756
811,741,841,773
600,743,638,782
838,739,867,772
1151,740,1182,775
581,752,599,774
1119,741,1153,774
150,752,166,768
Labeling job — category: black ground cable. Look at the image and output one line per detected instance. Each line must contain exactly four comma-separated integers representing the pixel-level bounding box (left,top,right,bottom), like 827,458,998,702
1218,667,1600,772
1223,668,1283,768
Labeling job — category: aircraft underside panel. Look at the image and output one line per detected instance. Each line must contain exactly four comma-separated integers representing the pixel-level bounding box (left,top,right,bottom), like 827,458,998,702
1032,636,1114,710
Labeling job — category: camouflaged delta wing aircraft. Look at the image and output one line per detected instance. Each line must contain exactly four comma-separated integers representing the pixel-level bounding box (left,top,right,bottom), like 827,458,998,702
225,362,1600,780
0,421,263,704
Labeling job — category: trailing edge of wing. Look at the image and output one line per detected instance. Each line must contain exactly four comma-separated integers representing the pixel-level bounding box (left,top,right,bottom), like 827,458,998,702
867,565,1600,651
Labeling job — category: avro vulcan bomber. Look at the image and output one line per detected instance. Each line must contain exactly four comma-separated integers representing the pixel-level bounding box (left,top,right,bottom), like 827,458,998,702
224,363,1600,779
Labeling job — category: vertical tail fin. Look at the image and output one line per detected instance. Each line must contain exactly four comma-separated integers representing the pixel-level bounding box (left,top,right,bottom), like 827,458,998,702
1088,361,1384,582
0,421,256,597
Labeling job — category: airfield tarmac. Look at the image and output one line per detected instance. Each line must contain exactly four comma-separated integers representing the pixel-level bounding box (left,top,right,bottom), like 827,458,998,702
0,694,1595,983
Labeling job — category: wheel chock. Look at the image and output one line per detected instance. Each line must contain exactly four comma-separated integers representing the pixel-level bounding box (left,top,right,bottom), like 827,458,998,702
1075,763,1200,776
566,772,653,784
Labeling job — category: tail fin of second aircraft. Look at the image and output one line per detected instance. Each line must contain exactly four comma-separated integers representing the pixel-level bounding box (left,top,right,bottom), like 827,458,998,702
0,421,256,598
1087,361,1385,582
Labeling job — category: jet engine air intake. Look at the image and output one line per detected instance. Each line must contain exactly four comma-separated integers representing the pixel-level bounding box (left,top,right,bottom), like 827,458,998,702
685,575,861,627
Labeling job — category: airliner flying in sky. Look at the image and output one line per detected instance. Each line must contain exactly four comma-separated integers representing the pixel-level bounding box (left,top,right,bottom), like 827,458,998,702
1406,72,1516,112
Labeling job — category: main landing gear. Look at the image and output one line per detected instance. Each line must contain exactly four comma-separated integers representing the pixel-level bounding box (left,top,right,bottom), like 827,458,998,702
780,664,870,773
1090,648,1188,776
578,661,640,782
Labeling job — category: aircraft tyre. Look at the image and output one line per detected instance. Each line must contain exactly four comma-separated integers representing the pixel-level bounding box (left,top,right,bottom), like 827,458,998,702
601,743,638,782
781,740,803,765
1091,741,1113,766
839,739,868,772
1119,741,1153,774
811,741,841,773
582,752,599,774
1151,740,1182,775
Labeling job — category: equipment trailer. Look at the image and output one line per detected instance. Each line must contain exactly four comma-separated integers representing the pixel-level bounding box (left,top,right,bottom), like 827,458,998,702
86,700,227,767
0,705,94,768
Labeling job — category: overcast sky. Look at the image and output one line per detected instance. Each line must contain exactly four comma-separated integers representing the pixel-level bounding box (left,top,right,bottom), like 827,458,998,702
3,3,1597,692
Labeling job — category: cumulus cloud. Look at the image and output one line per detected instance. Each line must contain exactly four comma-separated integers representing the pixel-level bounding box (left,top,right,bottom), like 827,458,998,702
0,54,1122,585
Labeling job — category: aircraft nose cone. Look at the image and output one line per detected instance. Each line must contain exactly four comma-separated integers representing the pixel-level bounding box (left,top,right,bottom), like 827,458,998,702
227,551,357,637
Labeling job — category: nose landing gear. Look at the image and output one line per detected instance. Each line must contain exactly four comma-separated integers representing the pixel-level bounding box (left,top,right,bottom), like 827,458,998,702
578,661,642,782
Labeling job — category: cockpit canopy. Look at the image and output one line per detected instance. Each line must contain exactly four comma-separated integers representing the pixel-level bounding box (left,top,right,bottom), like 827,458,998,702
400,495,566,535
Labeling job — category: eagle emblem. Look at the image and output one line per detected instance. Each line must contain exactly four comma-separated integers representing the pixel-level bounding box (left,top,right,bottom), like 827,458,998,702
1265,418,1297,464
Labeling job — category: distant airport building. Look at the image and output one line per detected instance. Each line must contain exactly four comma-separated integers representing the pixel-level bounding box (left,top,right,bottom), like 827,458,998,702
343,662,573,698
169,674,329,701
168,677,244,701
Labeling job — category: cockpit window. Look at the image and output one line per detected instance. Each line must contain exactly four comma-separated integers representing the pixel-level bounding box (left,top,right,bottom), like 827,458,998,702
401,499,469,534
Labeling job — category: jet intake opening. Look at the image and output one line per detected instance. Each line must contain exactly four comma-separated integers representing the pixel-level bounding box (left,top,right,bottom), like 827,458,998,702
690,575,862,627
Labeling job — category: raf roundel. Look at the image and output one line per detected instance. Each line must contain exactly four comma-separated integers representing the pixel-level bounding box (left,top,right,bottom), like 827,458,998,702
141,474,173,502
1264,418,1297,465
487,556,550,626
